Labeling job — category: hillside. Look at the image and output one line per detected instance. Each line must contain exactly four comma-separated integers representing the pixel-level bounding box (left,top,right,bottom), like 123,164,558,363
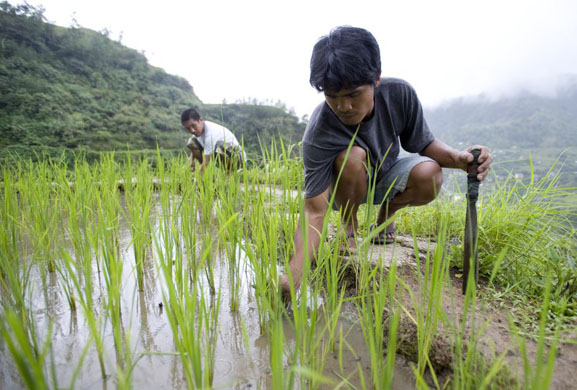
425,81,577,149
1,1,575,184
425,82,577,186
0,3,305,162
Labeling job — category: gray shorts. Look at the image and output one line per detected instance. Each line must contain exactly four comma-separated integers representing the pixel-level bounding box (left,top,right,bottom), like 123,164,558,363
371,155,434,204
331,155,434,210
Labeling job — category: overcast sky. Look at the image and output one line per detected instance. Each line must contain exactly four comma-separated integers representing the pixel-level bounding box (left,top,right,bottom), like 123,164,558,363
22,0,577,117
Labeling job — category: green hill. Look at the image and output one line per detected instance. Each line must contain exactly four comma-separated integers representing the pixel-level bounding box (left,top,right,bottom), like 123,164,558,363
425,81,577,150
0,2,305,162
2,1,575,185
425,81,577,187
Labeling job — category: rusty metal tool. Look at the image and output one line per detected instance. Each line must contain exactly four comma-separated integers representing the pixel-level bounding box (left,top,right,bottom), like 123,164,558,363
463,148,481,295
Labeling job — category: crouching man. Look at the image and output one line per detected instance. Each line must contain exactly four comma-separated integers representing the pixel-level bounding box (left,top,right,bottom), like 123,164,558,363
181,107,244,174
280,26,492,299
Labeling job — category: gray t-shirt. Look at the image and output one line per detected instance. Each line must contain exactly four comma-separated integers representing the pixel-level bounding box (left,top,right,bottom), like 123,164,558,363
302,78,435,198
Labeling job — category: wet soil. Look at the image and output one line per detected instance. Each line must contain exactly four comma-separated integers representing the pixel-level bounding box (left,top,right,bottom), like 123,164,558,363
2,184,575,389
0,209,417,390
341,232,577,389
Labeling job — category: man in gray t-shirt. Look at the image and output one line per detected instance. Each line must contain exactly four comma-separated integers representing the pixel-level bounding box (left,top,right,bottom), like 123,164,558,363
303,77,434,199
280,26,493,299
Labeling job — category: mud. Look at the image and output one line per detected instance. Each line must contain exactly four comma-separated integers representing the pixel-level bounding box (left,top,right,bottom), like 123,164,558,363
341,232,577,389
0,208,418,390
2,188,576,389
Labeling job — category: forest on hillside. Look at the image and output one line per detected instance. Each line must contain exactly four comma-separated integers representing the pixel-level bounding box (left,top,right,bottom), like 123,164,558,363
2,1,576,188
424,83,577,187
425,82,577,149
0,2,306,163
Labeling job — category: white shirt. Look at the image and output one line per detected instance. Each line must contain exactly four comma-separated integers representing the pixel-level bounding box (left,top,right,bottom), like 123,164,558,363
196,120,240,156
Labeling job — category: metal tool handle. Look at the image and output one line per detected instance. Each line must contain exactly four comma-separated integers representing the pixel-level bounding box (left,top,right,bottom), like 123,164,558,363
463,148,481,295
467,148,481,198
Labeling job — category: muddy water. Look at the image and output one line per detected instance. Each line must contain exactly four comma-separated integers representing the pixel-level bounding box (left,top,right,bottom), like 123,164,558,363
0,198,416,389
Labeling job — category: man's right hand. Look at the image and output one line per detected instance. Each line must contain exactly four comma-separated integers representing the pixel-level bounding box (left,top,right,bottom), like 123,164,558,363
189,154,196,172
280,190,329,300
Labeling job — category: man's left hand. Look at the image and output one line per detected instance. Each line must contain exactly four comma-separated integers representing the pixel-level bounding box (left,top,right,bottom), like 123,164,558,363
458,145,492,181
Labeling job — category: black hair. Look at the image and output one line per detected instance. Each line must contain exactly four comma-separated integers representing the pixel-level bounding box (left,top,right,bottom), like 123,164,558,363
180,107,201,122
309,26,381,92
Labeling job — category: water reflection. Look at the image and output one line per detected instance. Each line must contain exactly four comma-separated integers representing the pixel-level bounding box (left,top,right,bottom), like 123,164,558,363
1,195,415,390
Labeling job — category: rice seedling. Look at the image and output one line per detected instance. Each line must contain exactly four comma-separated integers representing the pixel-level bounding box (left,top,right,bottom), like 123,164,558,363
398,223,450,387
154,220,221,388
317,256,347,356
2,149,576,390
198,289,222,386
177,184,201,283
354,253,400,389
510,277,560,390
242,230,279,334
213,164,244,311
383,273,402,390
79,153,141,385
122,157,154,291
269,310,290,389
154,150,182,286
0,309,52,390
0,167,27,312
241,167,290,333
58,248,107,379
94,166,133,379
183,161,231,296
443,256,513,390
16,159,61,274
53,158,92,312
0,165,55,388
289,269,325,389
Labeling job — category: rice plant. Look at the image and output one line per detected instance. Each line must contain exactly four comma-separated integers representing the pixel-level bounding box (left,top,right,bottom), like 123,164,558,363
16,159,61,274
0,150,575,390
122,157,154,291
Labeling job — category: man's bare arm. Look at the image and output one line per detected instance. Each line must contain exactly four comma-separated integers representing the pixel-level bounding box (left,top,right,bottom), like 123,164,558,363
197,154,211,175
281,188,330,293
420,139,492,181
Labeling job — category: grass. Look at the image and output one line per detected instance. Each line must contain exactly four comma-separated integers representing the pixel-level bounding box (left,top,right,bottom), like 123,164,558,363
0,146,575,389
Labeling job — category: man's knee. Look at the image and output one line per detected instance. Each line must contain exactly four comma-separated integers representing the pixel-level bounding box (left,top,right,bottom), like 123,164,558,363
334,146,367,179
332,146,368,208
410,161,443,202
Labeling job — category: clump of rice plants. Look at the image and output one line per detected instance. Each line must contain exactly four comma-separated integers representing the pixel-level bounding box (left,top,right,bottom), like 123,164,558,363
0,149,575,390
122,156,154,291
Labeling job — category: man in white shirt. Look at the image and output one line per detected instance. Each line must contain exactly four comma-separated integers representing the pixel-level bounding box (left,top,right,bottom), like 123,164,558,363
181,108,244,173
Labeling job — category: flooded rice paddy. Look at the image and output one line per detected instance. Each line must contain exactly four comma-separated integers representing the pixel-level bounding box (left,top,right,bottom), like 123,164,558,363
3,157,575,389
0,179,415,389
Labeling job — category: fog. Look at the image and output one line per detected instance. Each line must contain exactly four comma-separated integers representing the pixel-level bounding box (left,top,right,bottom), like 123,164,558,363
22,0,577,116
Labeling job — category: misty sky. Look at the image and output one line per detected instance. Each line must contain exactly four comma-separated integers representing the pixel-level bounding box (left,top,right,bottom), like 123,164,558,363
22,0,577,117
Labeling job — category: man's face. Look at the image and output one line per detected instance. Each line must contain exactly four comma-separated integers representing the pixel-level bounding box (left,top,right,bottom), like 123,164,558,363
182,118,204,136
324,81,380,126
